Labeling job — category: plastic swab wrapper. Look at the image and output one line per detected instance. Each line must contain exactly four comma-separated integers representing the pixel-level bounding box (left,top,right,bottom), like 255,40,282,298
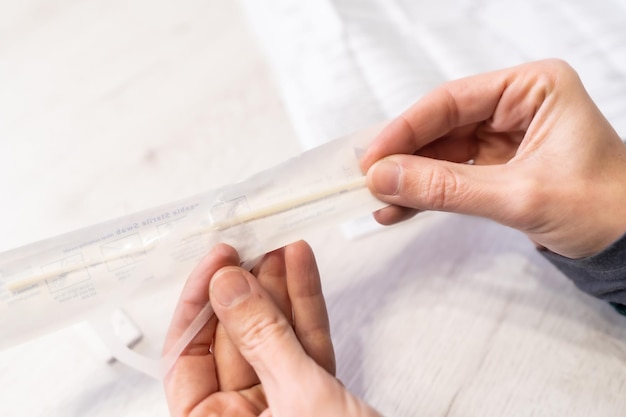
0,123,388,379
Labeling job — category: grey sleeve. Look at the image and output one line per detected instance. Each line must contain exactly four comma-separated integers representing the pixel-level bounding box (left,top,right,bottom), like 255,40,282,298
541,232,626,315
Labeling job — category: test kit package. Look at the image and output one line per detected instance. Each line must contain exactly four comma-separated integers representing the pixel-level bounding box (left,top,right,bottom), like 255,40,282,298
0,124,387,379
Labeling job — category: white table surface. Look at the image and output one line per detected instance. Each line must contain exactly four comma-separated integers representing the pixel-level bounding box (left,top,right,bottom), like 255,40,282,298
1,1,625,416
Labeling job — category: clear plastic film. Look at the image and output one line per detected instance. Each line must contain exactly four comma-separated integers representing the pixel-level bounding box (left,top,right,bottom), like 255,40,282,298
0,124,388,379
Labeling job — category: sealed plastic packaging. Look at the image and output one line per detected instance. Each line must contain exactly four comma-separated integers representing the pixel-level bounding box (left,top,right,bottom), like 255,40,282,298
0,124,387,379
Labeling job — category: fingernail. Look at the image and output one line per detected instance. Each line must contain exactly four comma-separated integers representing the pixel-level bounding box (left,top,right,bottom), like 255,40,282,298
371,160,401,195
211,269,251,307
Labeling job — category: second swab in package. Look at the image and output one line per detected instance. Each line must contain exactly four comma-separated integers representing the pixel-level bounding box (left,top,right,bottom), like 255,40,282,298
0,124,387,379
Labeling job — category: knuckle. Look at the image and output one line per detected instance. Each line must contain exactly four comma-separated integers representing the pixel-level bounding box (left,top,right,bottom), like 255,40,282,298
428,84,461,131
505,177,547,228
414,165,461,210
239,308,291,356
540,58,574,76
532,59,579,96
442,87,460,130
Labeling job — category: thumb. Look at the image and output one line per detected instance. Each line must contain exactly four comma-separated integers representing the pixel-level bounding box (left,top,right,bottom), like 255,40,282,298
209,266,319,400
366,155,524,223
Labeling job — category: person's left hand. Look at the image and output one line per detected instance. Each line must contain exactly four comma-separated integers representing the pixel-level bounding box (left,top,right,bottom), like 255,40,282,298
163,241,379,417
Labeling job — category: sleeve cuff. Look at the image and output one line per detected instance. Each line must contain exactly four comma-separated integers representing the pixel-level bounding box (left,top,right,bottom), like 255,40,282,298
540,231,626,314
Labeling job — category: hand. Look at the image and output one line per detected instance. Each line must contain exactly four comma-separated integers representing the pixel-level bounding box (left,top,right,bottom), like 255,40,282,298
163,241,381,417
361,59,626,259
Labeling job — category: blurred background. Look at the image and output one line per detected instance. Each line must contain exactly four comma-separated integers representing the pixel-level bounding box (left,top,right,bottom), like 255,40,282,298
1,1,625,416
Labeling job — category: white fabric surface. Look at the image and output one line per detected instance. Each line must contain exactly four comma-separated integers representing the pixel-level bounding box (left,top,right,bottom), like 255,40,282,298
1,1,626,416
241,0,626,148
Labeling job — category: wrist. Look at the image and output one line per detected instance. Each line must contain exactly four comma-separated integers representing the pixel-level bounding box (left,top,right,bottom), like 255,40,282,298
587,159,626,257
541,230,626,305
569,140,626,258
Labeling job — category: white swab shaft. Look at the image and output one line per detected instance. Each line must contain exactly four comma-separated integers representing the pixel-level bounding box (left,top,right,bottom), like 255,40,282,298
6,176,368,293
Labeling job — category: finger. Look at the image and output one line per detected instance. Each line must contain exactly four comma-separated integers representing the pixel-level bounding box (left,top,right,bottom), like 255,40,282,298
366,154,528,224
164,244,239,417
209,266,322,404
360,60,560,172
164,315,219,417
164,243,239,354
414,126,478,163
372,205,420,226
284,241,335,375
214,323,257,391
360,70,507,171
255,248,292,319
215,249,292,391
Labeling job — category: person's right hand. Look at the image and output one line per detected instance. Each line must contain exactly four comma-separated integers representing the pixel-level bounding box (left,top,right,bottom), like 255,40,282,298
361,59,626,259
